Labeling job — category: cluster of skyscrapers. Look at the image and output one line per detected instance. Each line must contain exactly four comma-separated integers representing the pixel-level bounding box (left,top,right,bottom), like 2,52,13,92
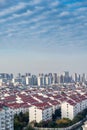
0,71,87,86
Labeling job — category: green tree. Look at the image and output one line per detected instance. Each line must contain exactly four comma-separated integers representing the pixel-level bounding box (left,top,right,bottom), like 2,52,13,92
56,118,72,127
52,108,61,121
24,125,35,130
14,112,29,130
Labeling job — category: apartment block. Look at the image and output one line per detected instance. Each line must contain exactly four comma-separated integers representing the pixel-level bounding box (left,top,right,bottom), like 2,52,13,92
0,105,14,130
29,103,52,123
61,97,87,120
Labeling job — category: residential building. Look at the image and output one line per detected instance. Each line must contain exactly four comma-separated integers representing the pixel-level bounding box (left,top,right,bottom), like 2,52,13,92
0,105,14,130
29,103,52,123
61,96,87,120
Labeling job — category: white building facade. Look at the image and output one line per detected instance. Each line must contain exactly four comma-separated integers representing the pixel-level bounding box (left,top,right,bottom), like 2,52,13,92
29,104,52,123
61,98,87,120
0,106,14,130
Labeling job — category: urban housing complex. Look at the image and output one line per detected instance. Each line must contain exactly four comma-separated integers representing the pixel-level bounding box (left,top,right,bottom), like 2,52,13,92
0,72,87,129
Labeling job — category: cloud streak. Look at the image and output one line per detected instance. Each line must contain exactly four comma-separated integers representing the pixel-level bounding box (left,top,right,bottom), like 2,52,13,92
0,2,29,17
0,0,87,50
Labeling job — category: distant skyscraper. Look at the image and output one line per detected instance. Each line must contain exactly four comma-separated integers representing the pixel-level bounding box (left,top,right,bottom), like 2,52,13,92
63,71,70,83
82,73,86,83
38,75,44,86
72,73,78,82
25,73,31,76
52,73,58,84
44,75,52,85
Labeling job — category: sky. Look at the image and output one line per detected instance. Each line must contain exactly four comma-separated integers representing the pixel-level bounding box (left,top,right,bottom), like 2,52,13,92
0,0,87,75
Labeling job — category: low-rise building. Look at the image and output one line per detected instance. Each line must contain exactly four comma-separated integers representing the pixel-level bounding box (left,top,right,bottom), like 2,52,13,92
0,104,14,130
29,103,52,123
5,102,30,115
61,97,87,120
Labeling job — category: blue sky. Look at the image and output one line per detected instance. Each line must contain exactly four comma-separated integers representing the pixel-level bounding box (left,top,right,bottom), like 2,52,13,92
0,0,87,74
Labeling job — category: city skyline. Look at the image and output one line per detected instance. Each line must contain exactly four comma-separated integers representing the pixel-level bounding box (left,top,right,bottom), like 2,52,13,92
0,0,87,74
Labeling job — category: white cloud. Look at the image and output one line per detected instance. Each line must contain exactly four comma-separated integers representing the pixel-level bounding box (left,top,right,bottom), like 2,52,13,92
0,2,29,17
59,11,70,17
77,7,87,12
33,0,41,4
50,1,60,7
0,0,87,51
12,10,32,18
0,9,33,24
